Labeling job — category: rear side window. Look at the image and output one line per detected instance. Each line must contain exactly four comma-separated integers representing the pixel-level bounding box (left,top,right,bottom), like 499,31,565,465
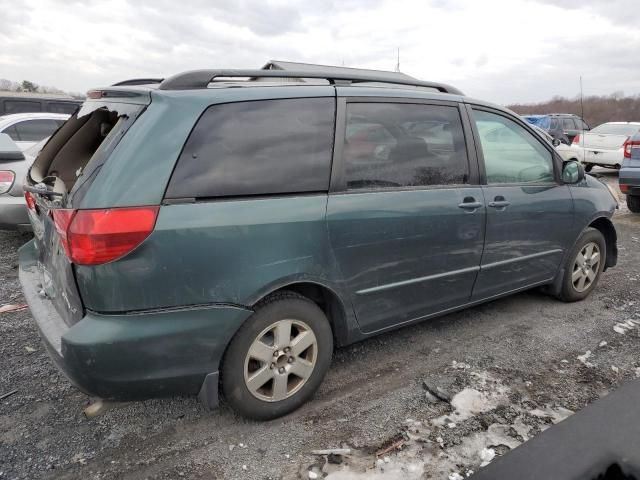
9,119,61,142
562,118,577,130
4,100,42,114
166,98,335,199
343,102,469,190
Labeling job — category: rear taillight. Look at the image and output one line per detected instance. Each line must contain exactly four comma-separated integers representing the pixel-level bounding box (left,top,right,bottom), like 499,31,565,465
620,184,630,193
0,170,15,194
624,138,640,159
52,206,159,265
24,191,36,210
572,134,580,145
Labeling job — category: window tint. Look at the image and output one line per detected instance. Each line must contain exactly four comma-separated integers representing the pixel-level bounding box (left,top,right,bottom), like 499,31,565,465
47,102,78,114
562,118,577,130
473,110,555,184
3,125,19,142
12,119,61,142
550,118,559,130
166,98,335,198
343,103,468,190
3,100,42,114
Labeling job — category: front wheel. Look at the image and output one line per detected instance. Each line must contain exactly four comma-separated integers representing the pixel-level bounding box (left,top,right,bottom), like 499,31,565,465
627,194,640,213
557,228,606,302
221,292,333,420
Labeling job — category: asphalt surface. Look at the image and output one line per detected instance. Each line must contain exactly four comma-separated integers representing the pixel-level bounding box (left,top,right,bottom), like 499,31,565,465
1,169,640,479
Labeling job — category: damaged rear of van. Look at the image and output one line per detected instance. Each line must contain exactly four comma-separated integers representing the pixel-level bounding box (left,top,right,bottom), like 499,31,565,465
18,85,258,406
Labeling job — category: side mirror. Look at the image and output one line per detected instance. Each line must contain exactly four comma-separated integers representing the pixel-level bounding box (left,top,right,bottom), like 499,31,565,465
0,133,25,162
562,160,585,184
552,138,561,147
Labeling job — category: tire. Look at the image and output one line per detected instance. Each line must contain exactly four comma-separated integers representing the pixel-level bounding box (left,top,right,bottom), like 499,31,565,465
584,164,593,172
221,292,333,420
557,227,606,302
627,195,640,213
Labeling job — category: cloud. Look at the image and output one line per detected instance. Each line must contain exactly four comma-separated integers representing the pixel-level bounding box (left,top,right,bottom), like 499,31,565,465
1,0,639,104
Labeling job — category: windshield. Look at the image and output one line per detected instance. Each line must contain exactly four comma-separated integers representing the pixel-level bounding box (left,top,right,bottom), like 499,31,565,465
590,123,640,136
524,116,550,129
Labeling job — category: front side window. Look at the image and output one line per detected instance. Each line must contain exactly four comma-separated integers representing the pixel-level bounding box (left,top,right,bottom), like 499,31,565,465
343,102,469,190
166,98,335,198
10,119,61,142
473,110,555,184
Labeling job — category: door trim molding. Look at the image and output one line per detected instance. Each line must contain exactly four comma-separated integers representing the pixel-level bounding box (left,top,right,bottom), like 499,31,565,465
481,248,563,270
355,265,480,296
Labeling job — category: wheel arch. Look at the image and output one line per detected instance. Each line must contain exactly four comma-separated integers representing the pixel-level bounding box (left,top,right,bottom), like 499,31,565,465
589,216,617,270
250,281,357,347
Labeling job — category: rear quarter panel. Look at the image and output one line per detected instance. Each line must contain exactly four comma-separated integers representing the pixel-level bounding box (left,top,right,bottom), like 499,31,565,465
74,196,349,313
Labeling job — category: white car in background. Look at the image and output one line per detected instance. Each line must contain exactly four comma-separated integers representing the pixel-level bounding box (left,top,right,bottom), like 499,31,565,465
573,122,640,171
530,124,583,162
0,112,69,150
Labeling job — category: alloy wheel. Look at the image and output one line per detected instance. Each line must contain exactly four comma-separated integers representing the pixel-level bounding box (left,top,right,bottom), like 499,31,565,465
572,242,601,293
243,319,317,402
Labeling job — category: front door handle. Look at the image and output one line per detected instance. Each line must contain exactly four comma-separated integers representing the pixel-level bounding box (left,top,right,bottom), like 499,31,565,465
488,196,510,209
458,197,483,211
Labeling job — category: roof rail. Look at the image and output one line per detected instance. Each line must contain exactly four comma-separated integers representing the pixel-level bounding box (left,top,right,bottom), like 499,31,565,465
157,69,463,95
112,78,164,86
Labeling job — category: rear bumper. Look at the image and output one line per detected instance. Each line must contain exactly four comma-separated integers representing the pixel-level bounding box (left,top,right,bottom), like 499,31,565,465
620,168,640,194
18,240,252,405
0,194,30,231
582,149,623,166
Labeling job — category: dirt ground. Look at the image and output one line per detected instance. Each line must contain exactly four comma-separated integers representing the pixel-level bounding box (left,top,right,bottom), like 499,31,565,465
1,169,639,480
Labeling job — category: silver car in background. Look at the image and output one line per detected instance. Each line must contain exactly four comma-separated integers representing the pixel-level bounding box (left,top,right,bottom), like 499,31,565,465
0,112,68,150
0,134,47,231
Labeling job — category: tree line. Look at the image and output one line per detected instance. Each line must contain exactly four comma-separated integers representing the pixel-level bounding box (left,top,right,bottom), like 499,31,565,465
508,92,640,128
0,79,83,98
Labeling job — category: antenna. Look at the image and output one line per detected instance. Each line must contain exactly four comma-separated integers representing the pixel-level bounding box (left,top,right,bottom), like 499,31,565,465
579,76,585,124
395,48,400,72
579,76,586,159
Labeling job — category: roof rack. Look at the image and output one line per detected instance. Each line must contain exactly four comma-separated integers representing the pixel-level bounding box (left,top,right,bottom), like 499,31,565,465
157,69,463,95
112,78,164,86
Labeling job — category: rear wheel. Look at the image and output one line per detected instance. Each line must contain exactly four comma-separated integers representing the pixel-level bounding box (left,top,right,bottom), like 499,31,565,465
584,164,593,172
557,228,606,302
221,292,333,420
627,194,640,213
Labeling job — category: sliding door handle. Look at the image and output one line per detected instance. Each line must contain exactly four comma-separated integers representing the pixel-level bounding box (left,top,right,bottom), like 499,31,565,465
458,198,483,210
488,200,510,208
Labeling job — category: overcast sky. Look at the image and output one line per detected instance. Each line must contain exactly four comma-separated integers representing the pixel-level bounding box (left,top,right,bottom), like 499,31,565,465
1,0,638,105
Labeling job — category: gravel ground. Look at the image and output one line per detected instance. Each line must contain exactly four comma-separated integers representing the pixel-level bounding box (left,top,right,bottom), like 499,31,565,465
1,169,640,479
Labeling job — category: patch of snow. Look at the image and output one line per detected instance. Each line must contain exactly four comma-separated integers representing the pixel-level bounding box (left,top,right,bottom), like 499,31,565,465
577,350,594,368
449,473,464,480
614,319,639,335
479,448,495,467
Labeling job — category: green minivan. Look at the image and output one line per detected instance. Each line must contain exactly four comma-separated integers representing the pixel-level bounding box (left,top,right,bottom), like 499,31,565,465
19,69,618,419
